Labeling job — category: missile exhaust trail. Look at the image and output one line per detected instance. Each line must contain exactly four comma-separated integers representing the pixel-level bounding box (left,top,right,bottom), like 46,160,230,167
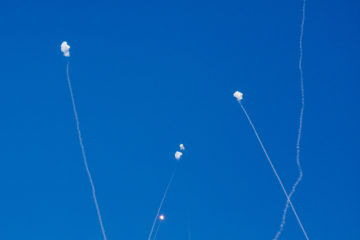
238,101,309,240
274,0,307,238
66,62,108,240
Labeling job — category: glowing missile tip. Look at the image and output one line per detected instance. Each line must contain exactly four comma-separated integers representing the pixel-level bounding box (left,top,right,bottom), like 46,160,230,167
159,214,165,221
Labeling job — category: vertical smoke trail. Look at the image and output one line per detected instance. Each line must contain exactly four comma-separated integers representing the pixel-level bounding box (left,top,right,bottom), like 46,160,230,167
238,102,309,240
66,62,108,240
273,0,307,239
147,169,177,240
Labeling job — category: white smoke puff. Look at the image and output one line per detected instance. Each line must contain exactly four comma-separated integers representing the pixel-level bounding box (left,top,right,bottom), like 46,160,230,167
179,144,185,151
175,151,183,160
233,91,243,101
61,41,70,57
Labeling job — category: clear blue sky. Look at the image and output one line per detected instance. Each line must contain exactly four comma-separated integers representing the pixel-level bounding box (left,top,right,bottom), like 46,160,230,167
0,0,359,239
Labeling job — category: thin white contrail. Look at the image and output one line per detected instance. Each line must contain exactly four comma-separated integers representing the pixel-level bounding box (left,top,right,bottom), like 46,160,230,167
238,102,309,240
273,0,307,239
152,220,162,240
147,169,177,240
66,62,108,240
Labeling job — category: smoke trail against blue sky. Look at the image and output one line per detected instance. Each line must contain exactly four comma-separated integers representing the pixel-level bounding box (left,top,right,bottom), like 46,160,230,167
238,101,309,240
0,0,359,239
274,0,308,239
66,62,108,240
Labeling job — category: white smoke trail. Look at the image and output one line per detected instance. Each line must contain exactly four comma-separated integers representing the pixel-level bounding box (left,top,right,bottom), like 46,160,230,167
152,220,162,240
147,169,177,240
66,62,108,240
273,0,307,239
238,102,309,240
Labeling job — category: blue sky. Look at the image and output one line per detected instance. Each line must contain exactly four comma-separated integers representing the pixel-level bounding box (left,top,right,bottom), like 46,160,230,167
0,0,359,239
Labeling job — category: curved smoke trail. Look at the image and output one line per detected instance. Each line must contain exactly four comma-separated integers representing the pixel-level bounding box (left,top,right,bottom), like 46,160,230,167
273,0,307,239
238,102,309,240
147,168,177,240
66,62,108,240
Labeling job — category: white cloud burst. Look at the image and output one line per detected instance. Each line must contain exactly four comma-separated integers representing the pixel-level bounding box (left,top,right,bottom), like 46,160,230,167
233,91,243,101
61,41,70,57
175,151,183,160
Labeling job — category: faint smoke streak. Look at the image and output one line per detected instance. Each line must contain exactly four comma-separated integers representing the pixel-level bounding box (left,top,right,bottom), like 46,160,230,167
238,102,309,240
152,220,162,240
66,62,108,240
273,0,307,239
147,169,177,240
